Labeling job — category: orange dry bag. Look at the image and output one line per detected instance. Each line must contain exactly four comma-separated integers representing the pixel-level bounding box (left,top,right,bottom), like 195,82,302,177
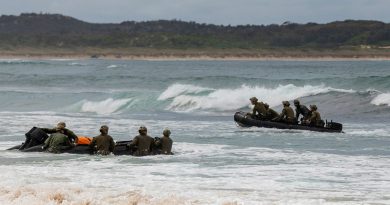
76,136,92,145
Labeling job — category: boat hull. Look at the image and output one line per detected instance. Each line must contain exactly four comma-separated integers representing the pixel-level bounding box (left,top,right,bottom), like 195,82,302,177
234,111,342,133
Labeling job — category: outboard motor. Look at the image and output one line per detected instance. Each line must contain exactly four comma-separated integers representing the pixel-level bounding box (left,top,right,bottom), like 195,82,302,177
326,121,343,131
20,127,49,150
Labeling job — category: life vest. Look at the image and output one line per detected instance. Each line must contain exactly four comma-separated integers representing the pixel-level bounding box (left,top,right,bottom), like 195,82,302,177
76,136,92,145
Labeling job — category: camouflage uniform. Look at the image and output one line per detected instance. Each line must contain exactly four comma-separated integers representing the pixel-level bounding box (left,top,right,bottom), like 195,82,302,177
43,133,73,153
295,104,310,120
309,110,322,126
280,106,295,123
252,101,267,118
265,107,279,120
90,134,115,155
130,134,154,156
41,128,77,143
274,101,295,123
155,129,173,155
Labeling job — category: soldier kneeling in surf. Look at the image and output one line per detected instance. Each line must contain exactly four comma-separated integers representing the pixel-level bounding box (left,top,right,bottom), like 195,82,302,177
154,128,173,155
89,125,115,155
20,122,77,150
42,129,75,153
130,126,154,156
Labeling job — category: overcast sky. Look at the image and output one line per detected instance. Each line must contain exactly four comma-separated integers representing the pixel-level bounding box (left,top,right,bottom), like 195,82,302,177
0,0,389,25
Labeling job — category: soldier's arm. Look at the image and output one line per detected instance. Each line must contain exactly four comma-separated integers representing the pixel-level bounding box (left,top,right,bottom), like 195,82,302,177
43,136,52,149
280,109,286,118
295,109,299,119
130,136,138,146
40,128,56,134
64,137,73,147
308,112,316,122
252,107,257,116
109,137,115,152
66,130,78,142
89,137,97,149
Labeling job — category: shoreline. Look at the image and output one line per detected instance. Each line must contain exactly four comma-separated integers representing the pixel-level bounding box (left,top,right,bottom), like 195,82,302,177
1,48,390,61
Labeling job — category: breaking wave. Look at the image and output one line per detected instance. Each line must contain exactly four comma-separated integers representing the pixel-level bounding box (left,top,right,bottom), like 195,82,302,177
158,83,214,100
371,93,390,106
79,98,133,114
158,83,355,112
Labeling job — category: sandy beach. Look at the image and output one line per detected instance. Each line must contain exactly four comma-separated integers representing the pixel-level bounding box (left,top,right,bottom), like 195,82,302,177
1,47,390,61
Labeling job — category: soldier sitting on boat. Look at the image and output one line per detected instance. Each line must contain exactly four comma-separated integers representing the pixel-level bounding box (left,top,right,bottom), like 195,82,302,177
247,97,267,119
293,99,310,123
264,103,279,120
304,105,325,127
272,101,296,124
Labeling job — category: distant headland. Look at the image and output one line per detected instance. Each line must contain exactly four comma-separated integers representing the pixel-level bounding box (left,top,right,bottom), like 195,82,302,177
0,13,389,60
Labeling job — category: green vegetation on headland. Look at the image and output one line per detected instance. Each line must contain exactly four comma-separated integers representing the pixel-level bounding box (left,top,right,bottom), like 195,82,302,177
1,13,390,59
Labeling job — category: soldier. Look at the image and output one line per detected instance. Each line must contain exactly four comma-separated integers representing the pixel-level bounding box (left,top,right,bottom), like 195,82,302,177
306,105,324,127
264,103,279,120
155,128,173,155
130,126,154,156
293,99,310,122
247,97,267,119
273,101,295,124
42,129,74,153
41,122,78,143
89,125,115,155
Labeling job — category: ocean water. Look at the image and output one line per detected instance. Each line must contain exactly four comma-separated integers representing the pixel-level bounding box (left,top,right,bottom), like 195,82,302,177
0,59,389,205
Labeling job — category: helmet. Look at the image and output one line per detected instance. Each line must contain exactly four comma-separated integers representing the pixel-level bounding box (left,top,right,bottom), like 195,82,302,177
264,103,269,109
249,97,258,102
163,128,171,136
56,122,66,130
138,126,147,133
293,99,300,105
100,125,109,134
310,104,317,110
282,101,290,106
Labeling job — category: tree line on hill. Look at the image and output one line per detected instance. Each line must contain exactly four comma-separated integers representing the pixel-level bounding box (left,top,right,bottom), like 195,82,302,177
0,13,389,49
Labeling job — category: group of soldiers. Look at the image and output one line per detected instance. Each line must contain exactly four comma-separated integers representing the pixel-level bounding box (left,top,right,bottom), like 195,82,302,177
36,122,173,156
248,97,324,127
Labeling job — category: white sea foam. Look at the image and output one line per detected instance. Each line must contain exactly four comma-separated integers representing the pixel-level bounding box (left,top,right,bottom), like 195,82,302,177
371,93,390,106
0,142,389,204
348,129,390,137
49,58,76,61
80,98,132,114
159,83,355,112
107,64,119,68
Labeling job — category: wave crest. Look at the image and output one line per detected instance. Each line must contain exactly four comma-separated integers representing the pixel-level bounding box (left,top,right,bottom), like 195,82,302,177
80,98,132,114
371,93,390,106
158,83,355,112
158,83,214,100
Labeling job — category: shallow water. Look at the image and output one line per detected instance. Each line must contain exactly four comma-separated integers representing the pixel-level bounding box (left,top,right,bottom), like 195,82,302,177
0,59,389,204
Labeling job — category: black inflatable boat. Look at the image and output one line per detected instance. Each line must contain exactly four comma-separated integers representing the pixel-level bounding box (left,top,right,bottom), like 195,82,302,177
7,127,164,155
7,140,134,155
234,111,343,133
